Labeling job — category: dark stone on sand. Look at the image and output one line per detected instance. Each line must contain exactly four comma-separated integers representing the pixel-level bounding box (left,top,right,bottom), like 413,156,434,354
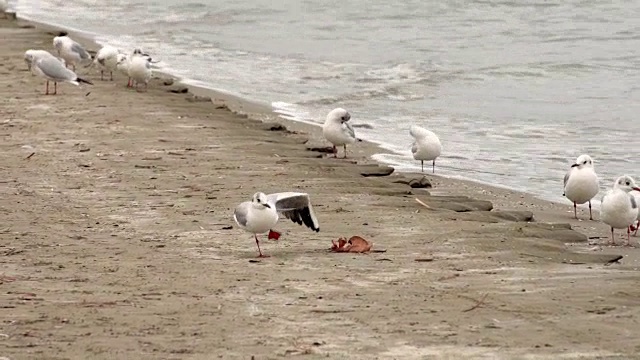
417,195,494,212
169,87,189,94
262,123,289,132
186,95,212,103
351,123,374,129
359,165,395,177
490,210,534,222
306,146,335,154
517,223,588,243
163,79,175,86
397,176,433,188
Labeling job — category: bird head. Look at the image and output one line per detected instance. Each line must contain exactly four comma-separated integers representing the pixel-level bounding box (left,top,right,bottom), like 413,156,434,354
571,154,594,169
614,175,640,193
326,108,351,124
251,192,271,209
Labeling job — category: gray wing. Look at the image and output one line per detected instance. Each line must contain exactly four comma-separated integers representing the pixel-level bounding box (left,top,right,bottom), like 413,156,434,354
71,42,91,60
630,194,637,209
266,192,320,232
36,57,77,81
233,201,250,227
343,122,356,140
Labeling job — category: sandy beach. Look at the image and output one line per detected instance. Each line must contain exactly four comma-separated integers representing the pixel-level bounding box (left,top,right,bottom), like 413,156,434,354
2,16,640,360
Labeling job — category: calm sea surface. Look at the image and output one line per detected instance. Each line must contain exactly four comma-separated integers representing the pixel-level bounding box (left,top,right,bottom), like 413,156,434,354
13,0,640,205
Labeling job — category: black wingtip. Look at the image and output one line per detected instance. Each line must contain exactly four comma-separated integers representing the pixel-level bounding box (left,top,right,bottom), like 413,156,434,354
77,77,93,86
315,228,320,232
57,31,68,37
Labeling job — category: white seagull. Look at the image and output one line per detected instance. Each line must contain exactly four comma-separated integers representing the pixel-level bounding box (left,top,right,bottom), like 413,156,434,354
563,154,599,220
93,45,120,81
410,125,442,173
600,175,640,246
24,50,92,95
233,192,320,257
322,108,357,158
52,32,92,71
127,49,153,91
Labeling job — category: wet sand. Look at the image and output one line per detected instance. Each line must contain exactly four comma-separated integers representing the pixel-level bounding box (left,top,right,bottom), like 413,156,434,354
2,16,640,360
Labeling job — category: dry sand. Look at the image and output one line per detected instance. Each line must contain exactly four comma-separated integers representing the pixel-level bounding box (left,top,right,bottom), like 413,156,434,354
1,17,640,360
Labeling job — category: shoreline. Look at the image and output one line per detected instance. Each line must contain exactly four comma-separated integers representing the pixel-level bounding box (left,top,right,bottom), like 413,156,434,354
3,14,640,359
13,11,576,206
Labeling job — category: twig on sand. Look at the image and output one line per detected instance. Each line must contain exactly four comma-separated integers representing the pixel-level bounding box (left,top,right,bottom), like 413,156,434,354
25,152,35,160
415,198,433,210
462,293,488,312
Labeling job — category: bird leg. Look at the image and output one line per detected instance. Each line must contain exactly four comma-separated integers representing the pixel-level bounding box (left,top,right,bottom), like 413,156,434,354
45,80,49,95
635,220,640,236
268,229,281,241
332,145,337,158
254,235,269,258
626,227,632,246
127,77,132,88
421,160,424,172
343,144,348,159
588,201,593,220
573,202,578,219
432,159,436,174
609,227,615,246
110,71,113,81
100,70,104,81
53,82,57,95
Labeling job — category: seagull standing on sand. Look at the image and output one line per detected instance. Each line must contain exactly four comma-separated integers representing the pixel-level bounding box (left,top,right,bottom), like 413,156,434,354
93,45,120,81
233,192,320,257
24,50,93,95
563,154,599,220
52,32,92,71
600,175,640,246
322,108,356,158
127,49,152,91
409,125,442,173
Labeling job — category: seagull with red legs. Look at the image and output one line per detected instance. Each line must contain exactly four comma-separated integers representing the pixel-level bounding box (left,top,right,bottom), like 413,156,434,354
600,175,640,246
233,192,320,257
322,107,357,158
563,154,599,220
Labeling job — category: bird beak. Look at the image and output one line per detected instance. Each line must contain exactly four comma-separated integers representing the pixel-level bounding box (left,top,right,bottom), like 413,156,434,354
570,163,579,168
263,203,271,209
632,187,640,192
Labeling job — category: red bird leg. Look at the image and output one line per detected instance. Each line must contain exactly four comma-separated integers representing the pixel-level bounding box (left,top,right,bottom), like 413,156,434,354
573,202,577,219
588,201,593,220
343,144,348,159
254,235,269,258
268,230,281,241
45,80,49,95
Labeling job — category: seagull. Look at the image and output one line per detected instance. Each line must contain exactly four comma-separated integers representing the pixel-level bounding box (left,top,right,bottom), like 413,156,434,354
409,125,442,173
52,32,92,71
563,154,599,220
600,175,640,246
25,50,93,95
322,108,356,158
127,49,153,91
233,192,320,257
93,45,120,81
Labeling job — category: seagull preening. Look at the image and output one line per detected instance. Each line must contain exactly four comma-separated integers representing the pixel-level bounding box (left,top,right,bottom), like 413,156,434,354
233,192,320,257
116,49,153,90
24,49,93,95
563,154,599,220
52,32,92,71
409,125,442,173
600,175,640,246
93,45,120,81
323,108,356,158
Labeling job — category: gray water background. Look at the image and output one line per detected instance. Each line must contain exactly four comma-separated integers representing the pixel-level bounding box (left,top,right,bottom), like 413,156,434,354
13,0,640,205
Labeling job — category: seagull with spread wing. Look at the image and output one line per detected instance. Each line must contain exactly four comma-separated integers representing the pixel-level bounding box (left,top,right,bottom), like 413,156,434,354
233,192,320,257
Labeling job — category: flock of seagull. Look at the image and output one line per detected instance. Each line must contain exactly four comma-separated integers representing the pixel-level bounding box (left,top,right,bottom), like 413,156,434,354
563,155,640,246
18,30,634,256
23,32,153,95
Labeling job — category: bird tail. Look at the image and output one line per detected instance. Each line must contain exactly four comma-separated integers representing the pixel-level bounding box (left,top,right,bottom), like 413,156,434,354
76,77,93,85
